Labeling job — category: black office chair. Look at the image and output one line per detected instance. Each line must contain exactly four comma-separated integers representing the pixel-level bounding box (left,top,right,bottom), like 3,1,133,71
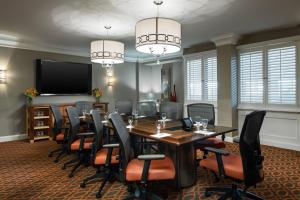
48,105,69,163
138,101,157,117
187,103,226,159
115,100,133,115
80,110,119,198
200,110,266,200
160,101,183,120
62,106,94,177
109,113,176,200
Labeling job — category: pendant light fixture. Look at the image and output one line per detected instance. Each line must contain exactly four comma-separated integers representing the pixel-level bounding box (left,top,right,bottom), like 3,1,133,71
135,0,181,62
91,26,124,67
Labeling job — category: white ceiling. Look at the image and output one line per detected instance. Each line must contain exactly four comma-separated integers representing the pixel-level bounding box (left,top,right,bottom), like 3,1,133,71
0,0,299,59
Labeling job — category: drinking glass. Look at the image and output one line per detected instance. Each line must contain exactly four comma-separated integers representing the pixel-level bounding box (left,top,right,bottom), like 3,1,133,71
114,108,119,114
128,116,133,127
156,121,161,134
103,113,108,122
202,119,208,131
195,121,201,132
133,110,139,119
161,113,167,122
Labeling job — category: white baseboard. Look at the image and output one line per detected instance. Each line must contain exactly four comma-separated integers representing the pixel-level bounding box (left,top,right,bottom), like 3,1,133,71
0,134,28,142
261,139,300,151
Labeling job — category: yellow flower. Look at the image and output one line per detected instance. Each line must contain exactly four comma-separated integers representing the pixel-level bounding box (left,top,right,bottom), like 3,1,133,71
93,88,103,98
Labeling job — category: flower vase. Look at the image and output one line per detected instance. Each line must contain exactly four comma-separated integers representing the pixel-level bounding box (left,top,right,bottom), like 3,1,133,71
96,97,100,103
27,97,33,106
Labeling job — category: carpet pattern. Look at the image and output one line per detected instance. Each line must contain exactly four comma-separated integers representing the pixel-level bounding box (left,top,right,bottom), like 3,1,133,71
0,140,299,200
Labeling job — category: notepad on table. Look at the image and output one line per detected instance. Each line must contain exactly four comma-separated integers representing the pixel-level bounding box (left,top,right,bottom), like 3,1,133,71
151,132,171,138
158,119,172,122
194,130,216,135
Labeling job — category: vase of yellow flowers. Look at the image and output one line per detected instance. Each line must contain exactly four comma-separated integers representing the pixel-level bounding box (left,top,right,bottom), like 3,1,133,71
24,88,38,105
92,88,103,103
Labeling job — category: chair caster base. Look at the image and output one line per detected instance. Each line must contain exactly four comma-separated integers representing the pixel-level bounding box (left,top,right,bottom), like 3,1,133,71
204,191,212,197
96,192,101,198
80,182,86,188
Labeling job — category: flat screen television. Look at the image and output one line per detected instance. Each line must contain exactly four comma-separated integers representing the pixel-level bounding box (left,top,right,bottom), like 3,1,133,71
36,59,92,96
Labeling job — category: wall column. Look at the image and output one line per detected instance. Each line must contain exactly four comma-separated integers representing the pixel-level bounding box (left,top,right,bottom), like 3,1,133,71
212,34,239,136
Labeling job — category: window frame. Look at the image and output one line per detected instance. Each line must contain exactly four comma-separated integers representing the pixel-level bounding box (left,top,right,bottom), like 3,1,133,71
183,50,218,106
237,39,299,110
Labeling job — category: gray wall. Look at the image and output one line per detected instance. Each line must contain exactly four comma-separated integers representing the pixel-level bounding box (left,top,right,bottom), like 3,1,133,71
139,63,162,101
0,46,137,137
0,45,184,138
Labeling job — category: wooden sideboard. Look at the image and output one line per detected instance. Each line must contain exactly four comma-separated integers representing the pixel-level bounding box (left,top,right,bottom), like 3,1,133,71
26,102,109,143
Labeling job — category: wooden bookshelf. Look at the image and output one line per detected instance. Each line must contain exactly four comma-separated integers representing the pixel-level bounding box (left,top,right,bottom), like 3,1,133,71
26,102,109,143
26,105,52,143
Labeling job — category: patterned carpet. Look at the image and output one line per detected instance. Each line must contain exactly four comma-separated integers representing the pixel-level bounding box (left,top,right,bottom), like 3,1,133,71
0,140,299,200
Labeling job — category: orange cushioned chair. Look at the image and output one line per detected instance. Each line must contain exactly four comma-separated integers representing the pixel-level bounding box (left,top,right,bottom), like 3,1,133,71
48,105,69,163
79,110,120,199
187,103,225,159
110,113,175,200
200,110,266,200
61,106,95,178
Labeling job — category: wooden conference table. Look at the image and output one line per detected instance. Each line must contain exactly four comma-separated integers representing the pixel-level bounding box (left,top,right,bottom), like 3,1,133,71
103,116,237,188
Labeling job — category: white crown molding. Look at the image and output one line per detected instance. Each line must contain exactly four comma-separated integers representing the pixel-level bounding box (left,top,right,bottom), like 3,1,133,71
0,36,90,57
211,33,239,47
0,36,183,63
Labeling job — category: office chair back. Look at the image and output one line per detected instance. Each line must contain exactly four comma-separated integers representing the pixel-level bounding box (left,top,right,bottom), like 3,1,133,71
138,101,157,117
160,101,183,120
187,103,215,125
66,106,81,142
239,110,266,187
50,105,63,132
115,100,133,115
109,113,133,181
90,110,103,159
75,101,93,115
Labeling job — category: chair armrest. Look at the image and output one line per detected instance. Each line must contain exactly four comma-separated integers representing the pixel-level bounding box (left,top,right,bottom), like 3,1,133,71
102,143,119,166
204,147,229,156
77,132,94,137
138,154,165,161
103,143,119,148
138,154,166,183
204,147,229,178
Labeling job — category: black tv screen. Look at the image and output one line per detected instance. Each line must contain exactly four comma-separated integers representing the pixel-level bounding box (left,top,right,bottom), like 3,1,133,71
36,59,92,95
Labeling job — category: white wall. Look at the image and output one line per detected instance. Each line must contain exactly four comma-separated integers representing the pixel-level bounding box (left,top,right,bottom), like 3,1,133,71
238,109,300,151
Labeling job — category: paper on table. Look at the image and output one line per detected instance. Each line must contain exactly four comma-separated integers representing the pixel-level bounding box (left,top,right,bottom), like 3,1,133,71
137,115,146,118
151,132,172,138
126,125,134,129
194,130,216,135
158,119,172,122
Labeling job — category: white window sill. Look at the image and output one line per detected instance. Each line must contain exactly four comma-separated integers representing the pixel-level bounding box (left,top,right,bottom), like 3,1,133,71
237,105,300,113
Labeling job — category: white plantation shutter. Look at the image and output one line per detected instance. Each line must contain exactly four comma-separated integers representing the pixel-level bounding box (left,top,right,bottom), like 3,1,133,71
239,50,264,104
267,46,296,105
204,56,217,102
186,59,202,101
